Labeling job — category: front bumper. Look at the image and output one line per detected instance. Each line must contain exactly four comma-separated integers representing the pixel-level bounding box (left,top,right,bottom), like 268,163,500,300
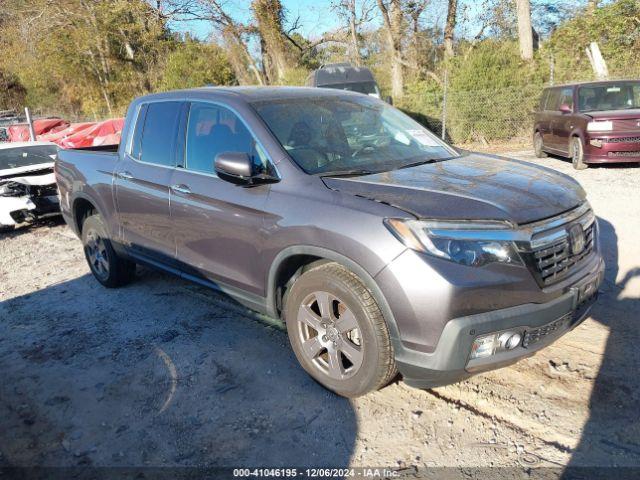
393,256,604,389
584,133,640,163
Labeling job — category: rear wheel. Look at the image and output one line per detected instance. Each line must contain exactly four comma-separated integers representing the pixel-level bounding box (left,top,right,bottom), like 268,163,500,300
284,262,396,397
82,214,136,288
533,131,547,158
571,137,588,170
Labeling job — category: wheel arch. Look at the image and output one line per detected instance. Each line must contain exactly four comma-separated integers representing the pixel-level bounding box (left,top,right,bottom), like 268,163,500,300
72,195,100,234
266,245,402,347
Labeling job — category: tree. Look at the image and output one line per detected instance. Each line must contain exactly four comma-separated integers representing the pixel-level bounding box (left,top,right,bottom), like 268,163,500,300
331,0,375,66
252,0,300,83
159,39,235,90
376,0,406,99
444,0,457,59
515,0,534,61
186,0,265,85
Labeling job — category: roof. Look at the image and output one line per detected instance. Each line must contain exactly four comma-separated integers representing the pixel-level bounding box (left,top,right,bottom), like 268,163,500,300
307,64,376,86
544,79,640,89
0,141,57,150
139,86,364,103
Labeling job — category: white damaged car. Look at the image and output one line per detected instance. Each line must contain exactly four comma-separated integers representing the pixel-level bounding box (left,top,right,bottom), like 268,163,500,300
0,141,60,232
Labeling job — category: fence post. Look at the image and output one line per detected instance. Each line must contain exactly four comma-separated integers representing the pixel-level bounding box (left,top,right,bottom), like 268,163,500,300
441,69,448,141
25,107,36,142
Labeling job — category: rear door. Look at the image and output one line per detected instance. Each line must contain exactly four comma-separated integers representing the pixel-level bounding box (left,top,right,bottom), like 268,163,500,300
114,101,183,264
169,101,274,296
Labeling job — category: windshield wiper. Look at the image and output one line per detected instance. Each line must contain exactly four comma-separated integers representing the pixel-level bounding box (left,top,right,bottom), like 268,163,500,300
318,169,377,177
396,158,438,170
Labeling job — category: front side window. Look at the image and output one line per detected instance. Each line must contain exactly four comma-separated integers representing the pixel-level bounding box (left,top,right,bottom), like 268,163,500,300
559,88,574,110
578,81,640,112
185,102,271,176
137,101,182,167
252,95,456,175
538,90,550,111
545,89,561,111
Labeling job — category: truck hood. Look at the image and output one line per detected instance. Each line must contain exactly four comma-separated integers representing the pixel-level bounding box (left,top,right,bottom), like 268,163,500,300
322,153,586,225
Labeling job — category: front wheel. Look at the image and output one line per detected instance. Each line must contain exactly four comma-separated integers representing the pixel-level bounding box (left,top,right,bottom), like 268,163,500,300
82,214,136,288
284,262,397,397
571,137,588,170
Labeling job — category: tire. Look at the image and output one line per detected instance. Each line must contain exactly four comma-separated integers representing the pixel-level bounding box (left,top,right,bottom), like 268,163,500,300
533,131,547,158
283,262,397,397
81,214,136,288
570,136,588,170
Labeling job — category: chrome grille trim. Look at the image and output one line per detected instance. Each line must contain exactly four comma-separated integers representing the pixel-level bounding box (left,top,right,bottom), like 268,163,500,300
519,204,597,287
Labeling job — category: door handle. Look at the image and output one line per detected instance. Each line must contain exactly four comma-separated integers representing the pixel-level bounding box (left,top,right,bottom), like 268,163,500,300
171,184,191,195
118,171,134,180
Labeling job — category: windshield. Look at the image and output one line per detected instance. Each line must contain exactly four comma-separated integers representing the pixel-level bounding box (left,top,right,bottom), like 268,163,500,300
0,145,58,171
578,82,640,112
252,96,456,175
322,82,380,97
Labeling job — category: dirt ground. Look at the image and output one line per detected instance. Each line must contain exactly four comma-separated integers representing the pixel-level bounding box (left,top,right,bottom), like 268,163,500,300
1,151,639,474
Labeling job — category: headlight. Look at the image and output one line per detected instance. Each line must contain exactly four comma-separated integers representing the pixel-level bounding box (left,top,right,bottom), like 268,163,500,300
384,218,522,267
587,120,613,132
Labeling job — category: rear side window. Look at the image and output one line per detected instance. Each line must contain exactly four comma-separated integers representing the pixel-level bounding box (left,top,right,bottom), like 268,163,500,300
185,102,267,175
136,101,182,167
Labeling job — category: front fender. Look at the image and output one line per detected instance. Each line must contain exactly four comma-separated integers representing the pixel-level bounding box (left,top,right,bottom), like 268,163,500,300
266,245,404,350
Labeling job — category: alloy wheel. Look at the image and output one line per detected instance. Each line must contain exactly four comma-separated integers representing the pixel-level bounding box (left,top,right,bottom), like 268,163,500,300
85,230,110,280
294,291,363,380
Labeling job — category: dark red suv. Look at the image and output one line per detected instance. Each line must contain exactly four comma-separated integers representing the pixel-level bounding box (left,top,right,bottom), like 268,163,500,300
533,80,640,169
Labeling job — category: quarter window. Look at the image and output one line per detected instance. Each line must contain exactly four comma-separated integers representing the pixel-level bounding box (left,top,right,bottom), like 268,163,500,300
185,103,269,175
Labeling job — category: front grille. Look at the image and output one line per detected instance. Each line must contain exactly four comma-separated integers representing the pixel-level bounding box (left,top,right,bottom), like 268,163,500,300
608,151,640,158
612,118,640,130
602,136,640,143
521,206,596,287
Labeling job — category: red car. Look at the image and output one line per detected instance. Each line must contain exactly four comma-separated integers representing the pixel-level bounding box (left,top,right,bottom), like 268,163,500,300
533,80,640,169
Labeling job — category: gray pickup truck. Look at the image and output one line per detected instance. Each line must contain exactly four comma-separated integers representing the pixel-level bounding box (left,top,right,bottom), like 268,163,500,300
56,87,604,397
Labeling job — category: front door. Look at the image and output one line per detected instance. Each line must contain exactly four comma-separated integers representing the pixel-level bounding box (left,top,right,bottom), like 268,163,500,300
551,87,576,155
114,101,183,264
169,101,273,296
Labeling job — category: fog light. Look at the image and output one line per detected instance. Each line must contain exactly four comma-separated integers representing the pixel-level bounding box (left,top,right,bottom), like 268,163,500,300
470,334,497,359
498,332,522,350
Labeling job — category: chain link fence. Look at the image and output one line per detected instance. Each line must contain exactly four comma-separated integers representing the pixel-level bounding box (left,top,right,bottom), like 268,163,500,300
401,67,640,148
400,83,544,147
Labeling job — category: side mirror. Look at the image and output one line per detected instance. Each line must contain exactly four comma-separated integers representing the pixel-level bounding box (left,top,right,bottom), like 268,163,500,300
214,151,278,186
559,104,572,114
385,96,393,105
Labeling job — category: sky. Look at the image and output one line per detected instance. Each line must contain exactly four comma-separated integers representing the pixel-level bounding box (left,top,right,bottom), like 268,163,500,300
170,0,599,45
172,0,348,41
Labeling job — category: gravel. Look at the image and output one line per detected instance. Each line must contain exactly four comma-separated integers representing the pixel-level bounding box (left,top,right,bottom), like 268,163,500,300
1,151,639,471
